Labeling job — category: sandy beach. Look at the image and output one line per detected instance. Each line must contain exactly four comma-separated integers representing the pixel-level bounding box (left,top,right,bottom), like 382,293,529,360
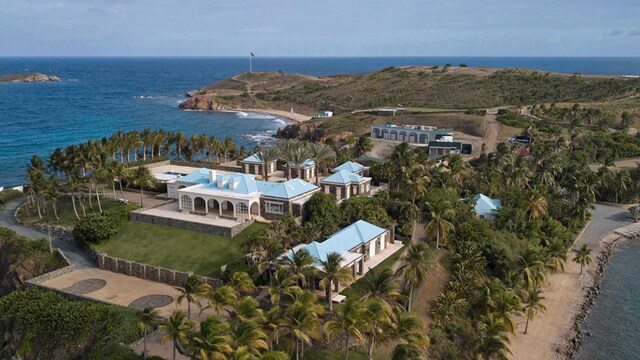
238,108,312,123
507,206,633,360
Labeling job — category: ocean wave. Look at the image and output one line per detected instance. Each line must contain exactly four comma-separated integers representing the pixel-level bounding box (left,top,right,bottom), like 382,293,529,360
133,95,171,99
245,112,276,120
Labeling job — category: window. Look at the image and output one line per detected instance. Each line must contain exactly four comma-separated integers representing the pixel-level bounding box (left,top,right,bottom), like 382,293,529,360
181,195,192,211
324,186,330,194
265,201,284,214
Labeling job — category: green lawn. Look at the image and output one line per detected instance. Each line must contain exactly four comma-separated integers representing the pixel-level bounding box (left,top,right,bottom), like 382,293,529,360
18,197,131,227
340,245,406,299
99,221,266,278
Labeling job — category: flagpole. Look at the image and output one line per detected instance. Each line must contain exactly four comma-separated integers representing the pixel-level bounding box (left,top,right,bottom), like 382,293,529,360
249,53,252,73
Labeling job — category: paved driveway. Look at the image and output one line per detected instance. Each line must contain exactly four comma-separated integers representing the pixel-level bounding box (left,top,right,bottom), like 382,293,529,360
0,200,94,268
577,204,631,248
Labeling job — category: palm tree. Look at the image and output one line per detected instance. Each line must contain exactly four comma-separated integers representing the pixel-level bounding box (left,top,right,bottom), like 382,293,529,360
405,164,430,204
230,271,257,294
255,147,280,181
268,269,300,307
363,267,403,310
475,313,511,359
281,248,316,288
611,170,632,204
223,136,236,163
573,244,593,275
262,307,284,351
281,291,323,360
175,274,211,320
391,343,424,360
326,298,366,360
424,201,455,250
320,252,354,311
231,320,269,359
129,166,156,207
189,315,233,360
522,192,548,220
159,310,195,360
173,132,186,160
395,242,431,311
518,248,547,289
361,300,393,360
202,285,238,317
227,296,263,330
308,143,336,185
522,287,546,334
353,136,373,159
138,307,162,359
393,311,429,350
287,147,312,180
46,176,61,221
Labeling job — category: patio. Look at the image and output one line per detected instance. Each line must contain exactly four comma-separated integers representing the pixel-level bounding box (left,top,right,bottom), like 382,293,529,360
139,202,243,228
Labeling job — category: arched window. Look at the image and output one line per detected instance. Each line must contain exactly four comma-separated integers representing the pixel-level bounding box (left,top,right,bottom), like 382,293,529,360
181,195,192,211
237,203,249,218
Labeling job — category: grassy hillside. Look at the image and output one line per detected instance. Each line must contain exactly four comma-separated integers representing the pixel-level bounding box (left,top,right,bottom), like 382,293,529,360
182,66,640,113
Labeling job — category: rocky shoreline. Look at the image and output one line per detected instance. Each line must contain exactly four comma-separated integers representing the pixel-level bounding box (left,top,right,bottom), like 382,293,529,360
557,234,623,359
0,72,60,83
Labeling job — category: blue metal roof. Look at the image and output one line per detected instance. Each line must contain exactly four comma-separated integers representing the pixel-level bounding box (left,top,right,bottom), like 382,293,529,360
321,170,365,185
472,193,502,215
257,179,318,199
333,161,365,173
286,159,315,167
179,168,213,184
295,220,386,264
242,154,264,164
202,173,259,194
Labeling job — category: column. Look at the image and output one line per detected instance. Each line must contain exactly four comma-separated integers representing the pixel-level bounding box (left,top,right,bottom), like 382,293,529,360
352,264,356,277
205,199,208,214
359,258,364,275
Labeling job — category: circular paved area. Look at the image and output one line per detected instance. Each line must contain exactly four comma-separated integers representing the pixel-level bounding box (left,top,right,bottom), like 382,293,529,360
62,278,107,295
129,294,174,310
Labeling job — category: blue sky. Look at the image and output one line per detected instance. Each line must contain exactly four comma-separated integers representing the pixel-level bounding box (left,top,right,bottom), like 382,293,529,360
1,0,638,56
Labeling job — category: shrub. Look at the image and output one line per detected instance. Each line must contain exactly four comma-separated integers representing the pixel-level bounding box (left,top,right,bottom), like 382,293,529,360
73,207,134,245
496,112,531,128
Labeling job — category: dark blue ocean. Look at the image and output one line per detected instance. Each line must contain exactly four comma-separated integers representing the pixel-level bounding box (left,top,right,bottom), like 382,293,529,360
1,57,639,188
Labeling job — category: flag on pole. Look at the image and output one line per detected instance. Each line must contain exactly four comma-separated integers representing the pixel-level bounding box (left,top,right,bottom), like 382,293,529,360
251,52,255,57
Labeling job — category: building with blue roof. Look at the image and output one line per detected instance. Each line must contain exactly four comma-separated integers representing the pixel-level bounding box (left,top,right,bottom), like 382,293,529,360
320,170,372,202
332,161,369,176
175,168,319,221
241,153,277,178
284,159,316,181
282,220,392,289
469,193,502,220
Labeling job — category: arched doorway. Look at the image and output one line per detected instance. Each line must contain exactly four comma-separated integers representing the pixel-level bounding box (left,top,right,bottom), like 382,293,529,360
418,133,428,144
193,197,206,213
221,201,234,217
390,130,398,141
250,202,260,216
208,199,220,214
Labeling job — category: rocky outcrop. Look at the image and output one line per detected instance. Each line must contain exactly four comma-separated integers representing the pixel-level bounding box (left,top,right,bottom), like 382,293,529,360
0,73,61,83
179,95,239,111
0,231,66,296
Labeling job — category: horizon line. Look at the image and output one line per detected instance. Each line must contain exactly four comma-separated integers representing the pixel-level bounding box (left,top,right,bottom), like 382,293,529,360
1,55,640,59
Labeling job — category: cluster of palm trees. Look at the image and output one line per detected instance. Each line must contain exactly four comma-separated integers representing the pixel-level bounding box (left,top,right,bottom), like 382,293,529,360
258,139,336,183
138,260,429,360
71,129,240,164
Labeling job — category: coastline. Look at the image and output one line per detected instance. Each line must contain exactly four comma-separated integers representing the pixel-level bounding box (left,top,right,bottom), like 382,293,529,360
507,218,633,360
234,108,311,123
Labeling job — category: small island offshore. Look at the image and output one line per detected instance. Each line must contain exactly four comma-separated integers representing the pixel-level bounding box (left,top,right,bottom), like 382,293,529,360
0,72,60,83
1,63,640,360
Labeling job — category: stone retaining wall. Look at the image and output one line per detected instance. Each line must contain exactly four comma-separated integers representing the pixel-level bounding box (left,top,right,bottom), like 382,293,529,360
94,252,223,288
129,210,253,237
